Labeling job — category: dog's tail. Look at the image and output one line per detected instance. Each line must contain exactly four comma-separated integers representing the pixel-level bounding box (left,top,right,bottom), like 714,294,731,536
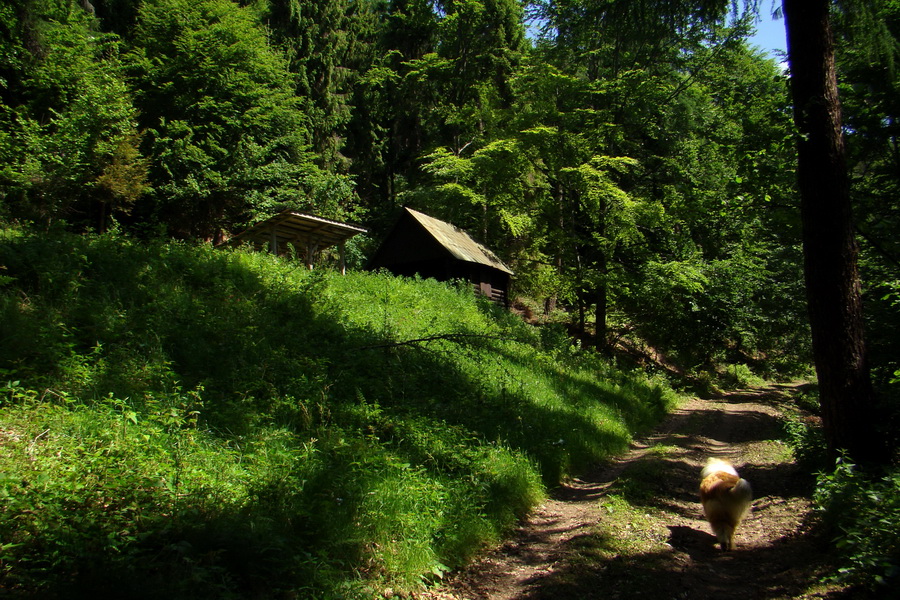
701,458,738,481
707,477,752,550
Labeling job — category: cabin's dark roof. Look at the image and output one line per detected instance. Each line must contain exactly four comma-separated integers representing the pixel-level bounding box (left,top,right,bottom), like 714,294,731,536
401,208,513,275
222,210,367,250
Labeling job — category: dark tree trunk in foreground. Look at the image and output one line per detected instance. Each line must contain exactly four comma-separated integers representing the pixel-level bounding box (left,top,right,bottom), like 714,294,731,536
783,0,881,464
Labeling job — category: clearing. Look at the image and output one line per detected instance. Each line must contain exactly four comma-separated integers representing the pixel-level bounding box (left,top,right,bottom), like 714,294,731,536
421,385,853,600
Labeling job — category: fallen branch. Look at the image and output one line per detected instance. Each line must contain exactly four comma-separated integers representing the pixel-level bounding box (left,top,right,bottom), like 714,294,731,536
358,333,509,350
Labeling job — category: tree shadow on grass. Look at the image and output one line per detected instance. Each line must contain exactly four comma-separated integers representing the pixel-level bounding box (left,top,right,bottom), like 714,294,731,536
337,331,673,486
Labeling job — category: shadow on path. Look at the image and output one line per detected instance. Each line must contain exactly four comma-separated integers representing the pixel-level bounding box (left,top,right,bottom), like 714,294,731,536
439,386,861,600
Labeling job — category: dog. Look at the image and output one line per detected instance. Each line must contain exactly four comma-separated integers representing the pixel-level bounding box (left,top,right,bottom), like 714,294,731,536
699,458,752,551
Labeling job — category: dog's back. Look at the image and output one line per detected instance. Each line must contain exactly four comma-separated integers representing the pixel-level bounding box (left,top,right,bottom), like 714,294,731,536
700,459,752,550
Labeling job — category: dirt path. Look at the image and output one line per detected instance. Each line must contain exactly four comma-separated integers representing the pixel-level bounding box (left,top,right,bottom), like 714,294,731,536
422,385,850,600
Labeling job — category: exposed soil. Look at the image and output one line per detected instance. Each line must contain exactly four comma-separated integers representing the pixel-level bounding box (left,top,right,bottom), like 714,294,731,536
419,384,857,600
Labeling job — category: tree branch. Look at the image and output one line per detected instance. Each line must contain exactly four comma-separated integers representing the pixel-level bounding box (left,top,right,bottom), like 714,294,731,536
357,333,509,350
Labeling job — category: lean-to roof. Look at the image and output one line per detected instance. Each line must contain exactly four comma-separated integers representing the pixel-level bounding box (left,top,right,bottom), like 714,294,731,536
403,208,513,275
222,210,367,251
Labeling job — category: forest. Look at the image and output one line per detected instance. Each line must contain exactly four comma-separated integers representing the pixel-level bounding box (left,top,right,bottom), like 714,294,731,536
1,0,899,597
2,0,810,368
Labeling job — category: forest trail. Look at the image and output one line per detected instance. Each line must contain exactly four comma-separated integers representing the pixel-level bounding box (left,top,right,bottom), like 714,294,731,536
422,385,850,600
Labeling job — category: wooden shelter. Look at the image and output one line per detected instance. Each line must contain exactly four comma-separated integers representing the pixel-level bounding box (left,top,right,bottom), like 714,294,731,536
221,211,367,274
367,207,513,304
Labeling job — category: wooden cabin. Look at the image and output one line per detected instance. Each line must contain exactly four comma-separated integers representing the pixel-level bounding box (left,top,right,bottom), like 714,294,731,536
220,211,367,274
367,207,513,304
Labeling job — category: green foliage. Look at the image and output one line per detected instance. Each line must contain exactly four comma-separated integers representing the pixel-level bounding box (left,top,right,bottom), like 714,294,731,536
814,458,900,589
0,0,815,388
5,0,891,592
0,2,143,229
776,384,829,471
261,0,369,167
780,414,829,472
718,362,767,389
0,227,678,596
127,0,358,238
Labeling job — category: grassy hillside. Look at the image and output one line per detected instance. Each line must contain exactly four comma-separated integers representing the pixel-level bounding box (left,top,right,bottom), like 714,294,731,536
0,228,678,598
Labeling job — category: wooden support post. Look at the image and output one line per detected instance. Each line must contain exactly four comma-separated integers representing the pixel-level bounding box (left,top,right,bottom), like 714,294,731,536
339,242,346,275
269,226,278,255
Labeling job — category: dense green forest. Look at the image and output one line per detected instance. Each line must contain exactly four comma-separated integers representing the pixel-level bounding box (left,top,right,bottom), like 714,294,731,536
1,0,811,368
2,0,900,596
4,0,900,443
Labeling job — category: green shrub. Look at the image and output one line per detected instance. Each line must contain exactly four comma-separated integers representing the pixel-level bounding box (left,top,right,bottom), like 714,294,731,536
719,362,767,389
780,413,829,471
814,458,900,589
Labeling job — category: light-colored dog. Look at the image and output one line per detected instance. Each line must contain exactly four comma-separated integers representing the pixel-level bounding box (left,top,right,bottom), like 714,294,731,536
699,458,752,551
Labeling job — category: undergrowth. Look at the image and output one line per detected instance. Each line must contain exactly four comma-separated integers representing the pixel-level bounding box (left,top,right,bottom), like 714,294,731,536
813,458,900,591
0,227,678,598
779,386,900,592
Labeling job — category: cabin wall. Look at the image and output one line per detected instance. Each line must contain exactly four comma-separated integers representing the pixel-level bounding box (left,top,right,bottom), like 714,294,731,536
375,258,508,305
367,215,511,305
367,218,445,269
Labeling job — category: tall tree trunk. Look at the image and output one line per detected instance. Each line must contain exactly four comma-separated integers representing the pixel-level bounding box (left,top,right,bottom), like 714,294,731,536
595,263,607,351
545,184,565,315
783,0,881,464
595,224,608,351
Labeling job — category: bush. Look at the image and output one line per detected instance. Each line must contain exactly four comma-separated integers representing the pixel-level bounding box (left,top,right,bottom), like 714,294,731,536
814,458,900,589
780,413,829,471
719,362,767,389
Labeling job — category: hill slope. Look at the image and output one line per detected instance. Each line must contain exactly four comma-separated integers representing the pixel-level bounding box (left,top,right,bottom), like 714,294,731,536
0,228,678,598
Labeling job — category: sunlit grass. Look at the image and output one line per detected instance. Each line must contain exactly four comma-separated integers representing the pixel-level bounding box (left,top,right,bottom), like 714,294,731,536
0,228,680,597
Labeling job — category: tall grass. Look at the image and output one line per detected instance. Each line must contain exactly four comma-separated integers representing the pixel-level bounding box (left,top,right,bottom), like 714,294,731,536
0,227,678,597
